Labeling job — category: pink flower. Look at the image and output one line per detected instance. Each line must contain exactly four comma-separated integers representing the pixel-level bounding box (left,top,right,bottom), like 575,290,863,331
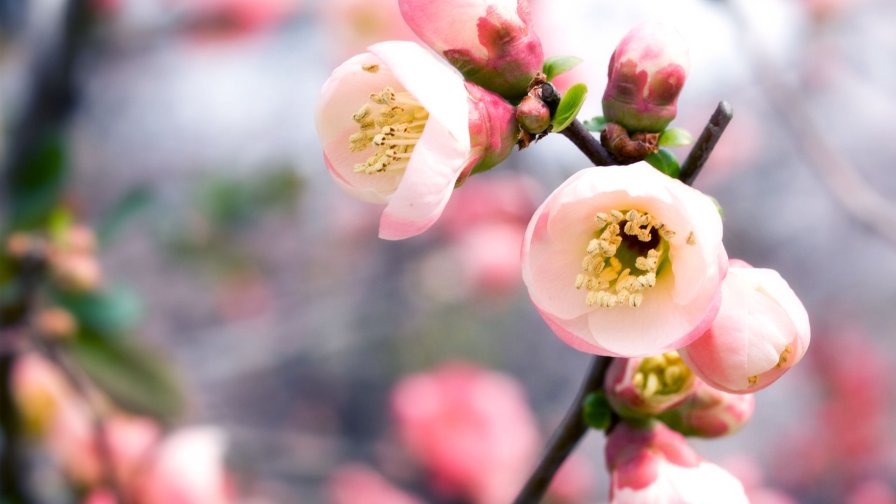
659,379,755,438
522,163,727,357
605,422,749,504
317,41,517,240
603,23,689,133
547,454,596,504
679,261,810,393
12,353,73,435
319,0,418,60
326,464,423,504
399,0,543,99
604,352,697,418
137,427,235,504
390,362,540,504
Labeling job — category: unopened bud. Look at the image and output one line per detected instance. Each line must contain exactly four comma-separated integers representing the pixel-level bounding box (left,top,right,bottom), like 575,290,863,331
50,252,102,292
659,379,755,438
602,22,689,132
35,307,77,340
604,351,697,418
516,94,552,134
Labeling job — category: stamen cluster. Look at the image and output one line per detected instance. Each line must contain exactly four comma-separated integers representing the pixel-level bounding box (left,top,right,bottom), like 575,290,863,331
349,86,429,175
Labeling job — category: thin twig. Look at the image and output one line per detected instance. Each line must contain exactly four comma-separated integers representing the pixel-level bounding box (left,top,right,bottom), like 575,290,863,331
512,356,611,504
680,101,734,185
559,120,616,167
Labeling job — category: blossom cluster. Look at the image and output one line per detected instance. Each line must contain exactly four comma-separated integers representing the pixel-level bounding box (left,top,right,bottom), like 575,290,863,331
315,2,812,502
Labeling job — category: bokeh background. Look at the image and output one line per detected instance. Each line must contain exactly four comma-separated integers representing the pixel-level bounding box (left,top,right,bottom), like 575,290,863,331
1,0,895,502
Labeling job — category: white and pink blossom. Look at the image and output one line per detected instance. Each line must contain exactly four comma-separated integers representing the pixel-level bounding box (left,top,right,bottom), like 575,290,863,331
605,422,749,504
316,41,517,240
398,0,543,99
680,261,810,393
522,163,727,357
604,351,697,418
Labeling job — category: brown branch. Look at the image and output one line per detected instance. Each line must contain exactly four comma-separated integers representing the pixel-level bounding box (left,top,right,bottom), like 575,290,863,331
680,101,734,185
559,120,616,167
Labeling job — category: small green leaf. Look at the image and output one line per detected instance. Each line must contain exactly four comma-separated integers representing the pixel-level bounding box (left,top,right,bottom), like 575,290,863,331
645,148,681,178
583,116,607,132
551,83,588,133
658,127,694,147
67,337,185,422
582,391,613,431
542,56,584,81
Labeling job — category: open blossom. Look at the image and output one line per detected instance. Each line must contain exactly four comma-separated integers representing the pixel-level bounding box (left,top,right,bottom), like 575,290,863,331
680,261,810,393
659,379,755,438
604,351,697,418
399,0,543,99
606,422,749,504
603,23,689,133
391,362,540,504
522,163,727,357
317,41,517,240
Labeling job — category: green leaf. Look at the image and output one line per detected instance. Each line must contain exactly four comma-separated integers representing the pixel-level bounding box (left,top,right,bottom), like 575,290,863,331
582,391,612,430
645,148,681,178
658,127,694,147
67,337,185,422
542,56,583,81
97,186,155,246
7,130,69,230
583,116,607,132
54,286,142,338
551,83,588,133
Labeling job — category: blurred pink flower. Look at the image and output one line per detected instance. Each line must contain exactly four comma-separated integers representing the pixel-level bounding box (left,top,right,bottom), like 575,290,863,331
391,362,540,504
680,261,810,393
605,422,749,503
547,454,596,504
317,41,517,240
846,480,896,504
522,163,726,357
319,0,417,60
137,427,235,504
399,0,543,99
325,464,423,504
12,353,74,435
722,456,797,504
169,0,299,39
603,23,689,133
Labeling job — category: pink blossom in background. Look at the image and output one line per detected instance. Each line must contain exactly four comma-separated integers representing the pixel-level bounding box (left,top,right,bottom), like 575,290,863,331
605,422,749,503
399,0,543,99
316,41,517,240
680,261,810,393
391,362,540,504
602,22,690,133
137,427,236,504
522,163,727,357
325,464,423,504
547,454,596,504
167,0,300,39
319,0,417,60
846,480,896,504
12,353,74,435
722,456,797,504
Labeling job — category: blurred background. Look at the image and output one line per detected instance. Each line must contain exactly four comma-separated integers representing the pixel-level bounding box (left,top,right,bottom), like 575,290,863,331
1,0,895,502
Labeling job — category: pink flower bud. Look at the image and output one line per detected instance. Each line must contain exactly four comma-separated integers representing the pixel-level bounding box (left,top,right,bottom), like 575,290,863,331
605,422,749,503
659,379,755,438
604,352,697,418
516,94,551,134
602,23,689,133
390,362,540,504
399,0,544,99
317,41,517,240
679,261,810,393
521,163,727,357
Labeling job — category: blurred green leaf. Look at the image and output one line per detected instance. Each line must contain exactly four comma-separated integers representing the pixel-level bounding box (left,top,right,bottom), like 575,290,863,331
542,56,583,81
658,127,694,147
67,337,185,422
98,186,155,246
7,130,68,230
582,391,612,430
645,148,681,178
551,83,588,133
583,116,607,132
54,286,142,338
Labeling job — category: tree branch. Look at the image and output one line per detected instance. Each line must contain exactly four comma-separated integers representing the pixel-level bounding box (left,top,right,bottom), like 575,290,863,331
559,120,616,167
680,101,734,185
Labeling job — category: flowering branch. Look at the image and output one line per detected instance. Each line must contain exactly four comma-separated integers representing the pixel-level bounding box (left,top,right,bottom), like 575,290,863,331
513,98,735,504
513,355,613,504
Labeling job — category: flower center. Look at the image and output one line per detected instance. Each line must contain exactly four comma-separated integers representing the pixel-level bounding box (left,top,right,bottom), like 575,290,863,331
349,86,429,175
633,351,692,399
575,208,674,308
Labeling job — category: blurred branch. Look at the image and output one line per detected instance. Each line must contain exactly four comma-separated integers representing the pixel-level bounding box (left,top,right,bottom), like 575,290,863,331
725,0,896,248
513,356,611,504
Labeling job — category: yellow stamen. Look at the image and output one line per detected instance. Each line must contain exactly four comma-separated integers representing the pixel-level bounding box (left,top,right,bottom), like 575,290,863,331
349,84,429,175
635,351,693,399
